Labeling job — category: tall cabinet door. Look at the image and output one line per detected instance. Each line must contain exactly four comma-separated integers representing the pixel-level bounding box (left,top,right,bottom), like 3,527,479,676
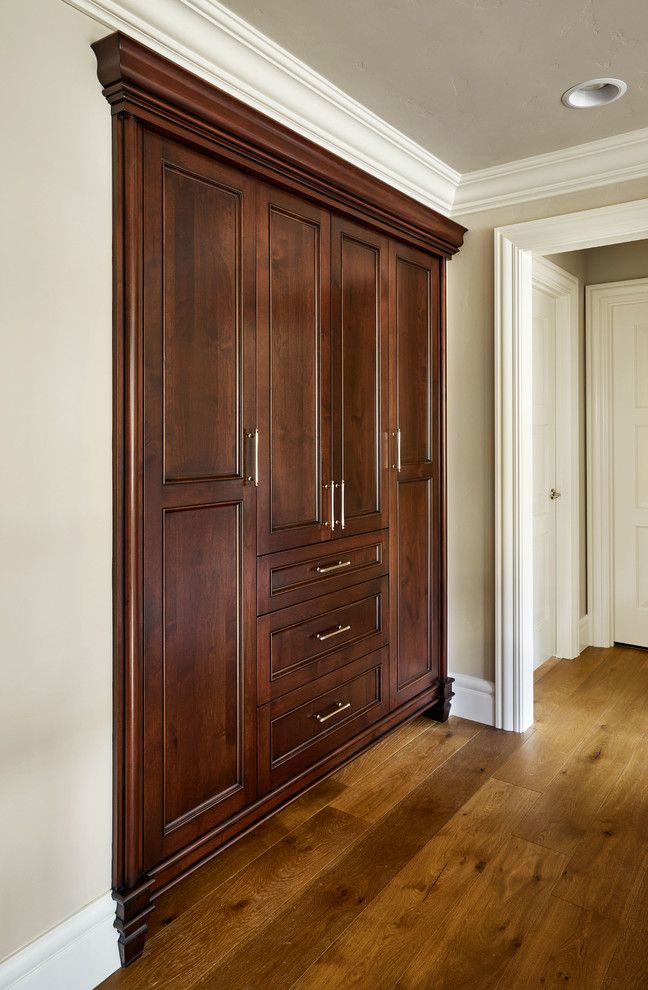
257,186,332,554
331,217,389,537
141,132,258,866
389,242,443,707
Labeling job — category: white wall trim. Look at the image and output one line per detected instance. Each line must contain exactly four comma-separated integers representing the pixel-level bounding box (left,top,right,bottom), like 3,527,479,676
0,893,119,990
450,674,495,726
62,0,459,214
579,614,591,652
586,278,648,649
454,127,648,216
495,201,648,733
532,257,581,661
62,2,648,220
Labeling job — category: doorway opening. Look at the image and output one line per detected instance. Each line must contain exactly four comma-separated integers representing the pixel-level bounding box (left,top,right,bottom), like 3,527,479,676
494,199,648,731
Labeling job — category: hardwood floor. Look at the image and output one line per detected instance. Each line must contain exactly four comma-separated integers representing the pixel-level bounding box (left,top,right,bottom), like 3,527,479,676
99,645,648,989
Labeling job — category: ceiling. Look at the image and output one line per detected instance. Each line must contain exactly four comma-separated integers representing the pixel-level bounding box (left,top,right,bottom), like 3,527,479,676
221,0,648,173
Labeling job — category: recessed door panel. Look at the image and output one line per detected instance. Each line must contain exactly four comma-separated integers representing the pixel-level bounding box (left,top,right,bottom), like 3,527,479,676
257,186,331,552
163,167,241,483
163,503,243,828
390,242,441,706
396,257,432,467
331,218,389,536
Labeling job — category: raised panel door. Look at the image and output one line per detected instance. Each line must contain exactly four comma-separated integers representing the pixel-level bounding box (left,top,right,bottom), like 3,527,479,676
141,132,257,865
331,217,389,536
390,242,442,706
257,185,332,553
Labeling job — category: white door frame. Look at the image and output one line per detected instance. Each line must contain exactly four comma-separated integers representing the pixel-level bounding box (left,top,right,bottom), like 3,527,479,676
586,278,648,648
532,257,580,664
494,198,648,732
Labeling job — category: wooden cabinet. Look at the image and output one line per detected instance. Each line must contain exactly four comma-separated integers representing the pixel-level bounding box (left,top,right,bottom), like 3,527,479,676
141,133,258,865
389,242,443,707
94,30,464,967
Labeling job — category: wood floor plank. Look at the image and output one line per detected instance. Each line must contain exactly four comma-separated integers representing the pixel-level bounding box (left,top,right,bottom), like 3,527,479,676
329,714,435,786
394,837,567,990
602,922,648,989
193,727,527,990
494,648,642,791
493,895,618,990
329,716,479,823
289,778,541,990
513,657,648,855
100,806,366,990
148,776,349,937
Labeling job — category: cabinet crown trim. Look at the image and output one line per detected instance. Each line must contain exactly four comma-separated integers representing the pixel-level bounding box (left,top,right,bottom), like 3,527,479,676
92,31,465,257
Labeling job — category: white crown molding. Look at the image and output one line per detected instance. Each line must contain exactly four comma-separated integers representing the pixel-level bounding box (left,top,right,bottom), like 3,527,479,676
0,893,118,990
449,673,495,726
454,127,648,217
63,0,459,214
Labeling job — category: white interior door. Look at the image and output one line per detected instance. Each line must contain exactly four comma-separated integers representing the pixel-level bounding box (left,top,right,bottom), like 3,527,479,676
613,294,648,648
532,285,557,667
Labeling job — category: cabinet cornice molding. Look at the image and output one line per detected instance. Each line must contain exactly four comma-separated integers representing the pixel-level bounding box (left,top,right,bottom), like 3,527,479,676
92,31,465,257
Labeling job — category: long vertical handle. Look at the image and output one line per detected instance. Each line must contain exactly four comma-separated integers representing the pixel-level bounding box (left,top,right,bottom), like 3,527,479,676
393,429,401,472
340,479,346,529
246,429,259,486
324,482,335,528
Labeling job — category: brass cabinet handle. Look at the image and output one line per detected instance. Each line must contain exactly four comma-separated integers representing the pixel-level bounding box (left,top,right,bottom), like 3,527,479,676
314,700,351,723
245,429,259,486
315,623,351,641
315,559,352,574
340,479,346,529
323,482,336,528
392,429,401,471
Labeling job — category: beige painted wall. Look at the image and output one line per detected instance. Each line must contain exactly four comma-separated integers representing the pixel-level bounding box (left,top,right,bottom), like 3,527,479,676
447,178,648,684
0,0,112,962
585,238,648,285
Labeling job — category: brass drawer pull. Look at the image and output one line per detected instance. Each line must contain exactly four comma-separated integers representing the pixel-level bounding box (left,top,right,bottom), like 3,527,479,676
314,700,351,723
315,559,352,574
315,623,351,641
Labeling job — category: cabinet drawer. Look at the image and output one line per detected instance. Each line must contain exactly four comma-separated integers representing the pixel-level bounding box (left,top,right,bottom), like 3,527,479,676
258,648,389,792
257,531,388,614
257,577,388,703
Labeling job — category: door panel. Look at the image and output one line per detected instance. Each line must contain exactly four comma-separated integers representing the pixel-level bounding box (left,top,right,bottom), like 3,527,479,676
532,285,557,667
613,296,648,648
257,186,332,552
331,217,389,535
142,132,257,865
390,243,441,706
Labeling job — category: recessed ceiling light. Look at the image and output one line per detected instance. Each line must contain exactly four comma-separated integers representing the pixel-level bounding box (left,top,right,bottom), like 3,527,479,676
561,78,627,109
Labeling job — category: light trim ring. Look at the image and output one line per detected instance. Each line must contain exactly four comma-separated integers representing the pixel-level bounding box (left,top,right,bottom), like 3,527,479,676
561,78,627,109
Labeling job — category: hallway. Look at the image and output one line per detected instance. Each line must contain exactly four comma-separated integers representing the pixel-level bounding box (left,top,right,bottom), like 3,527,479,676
101,646,648,990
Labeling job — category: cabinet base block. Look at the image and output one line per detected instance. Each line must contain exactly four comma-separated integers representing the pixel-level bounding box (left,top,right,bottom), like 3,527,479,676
113,877,155,966
422,676,455,722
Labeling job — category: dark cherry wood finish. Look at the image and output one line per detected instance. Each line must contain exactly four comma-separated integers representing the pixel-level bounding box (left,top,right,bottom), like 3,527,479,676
94,30,464,967
256,184,332,553
257,577,388,702
389,242,446,709
330,217,390,537
257,530,389,614
258,648,390,791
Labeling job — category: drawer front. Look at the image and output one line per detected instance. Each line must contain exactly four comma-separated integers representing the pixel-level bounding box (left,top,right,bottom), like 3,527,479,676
258,530,388,614
258,648,389,792
257,577,388,702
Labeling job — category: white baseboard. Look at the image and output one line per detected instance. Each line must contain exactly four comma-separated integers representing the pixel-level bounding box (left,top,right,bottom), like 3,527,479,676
579,614,591,653
450,673,495,726
0,893,119,990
